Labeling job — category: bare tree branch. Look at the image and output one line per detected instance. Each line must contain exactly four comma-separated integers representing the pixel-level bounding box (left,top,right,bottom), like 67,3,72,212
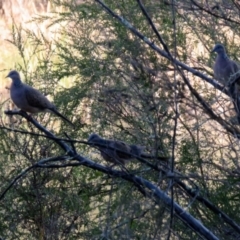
1,110,226,240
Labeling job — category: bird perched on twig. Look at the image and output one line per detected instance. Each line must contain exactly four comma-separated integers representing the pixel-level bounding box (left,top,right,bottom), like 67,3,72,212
6,70,74,126
87,133,143,165
212,44,240,123
88,133,169,165
212,44,240,86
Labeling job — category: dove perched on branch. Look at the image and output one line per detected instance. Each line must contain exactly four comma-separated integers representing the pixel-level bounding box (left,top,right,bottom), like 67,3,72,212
87,133,143,165
212,44,240,86
6,70,74,126
212,44,240,123
88,133,169,165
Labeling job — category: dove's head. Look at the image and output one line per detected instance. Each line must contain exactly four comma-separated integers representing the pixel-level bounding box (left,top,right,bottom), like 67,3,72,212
6,70,21,80
211,44,226,55
88,133,102,143
6,70,22,87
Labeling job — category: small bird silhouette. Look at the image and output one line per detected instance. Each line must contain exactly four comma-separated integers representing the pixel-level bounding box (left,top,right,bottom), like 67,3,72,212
87,133,143,165
6,70,74,126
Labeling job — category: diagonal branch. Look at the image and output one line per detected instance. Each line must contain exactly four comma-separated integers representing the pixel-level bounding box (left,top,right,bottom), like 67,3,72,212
94,0,240,141
1,110,224,240
95,0,225,93
0,155,71,200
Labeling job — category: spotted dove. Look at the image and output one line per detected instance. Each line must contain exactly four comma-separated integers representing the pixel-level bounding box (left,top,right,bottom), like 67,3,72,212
7,70,74,126
87,133,143,165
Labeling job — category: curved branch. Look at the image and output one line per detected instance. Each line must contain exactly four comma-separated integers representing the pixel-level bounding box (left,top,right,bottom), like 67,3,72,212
94,0,240,142
2,110,220,240
95,0,225,93
0,155,70,200
191,0,240,25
